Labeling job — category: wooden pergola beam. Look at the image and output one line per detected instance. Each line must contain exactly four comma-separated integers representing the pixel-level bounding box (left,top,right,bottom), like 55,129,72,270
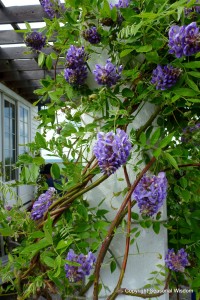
0,47,52,59
0,70,61,81
0,5,47,24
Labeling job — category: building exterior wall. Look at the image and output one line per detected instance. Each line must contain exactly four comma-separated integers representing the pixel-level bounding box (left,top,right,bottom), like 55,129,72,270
0,82,39,207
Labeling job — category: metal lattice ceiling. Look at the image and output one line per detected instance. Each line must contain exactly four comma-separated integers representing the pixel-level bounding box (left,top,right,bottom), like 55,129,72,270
0,0,58,103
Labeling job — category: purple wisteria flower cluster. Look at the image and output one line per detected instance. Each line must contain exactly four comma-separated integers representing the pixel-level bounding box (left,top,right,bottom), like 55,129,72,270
168,22,200,58
82,27,101,44
151,65,182,90
40,0,64,19
64,45,88,86
165,248,189,272
64,249,96,282
110,0,130,8
181,122,200,145
31,187,56,220
93,60,123,87
185,0,200,16
132,172,168,217
93,129,132,176
24,31,46,51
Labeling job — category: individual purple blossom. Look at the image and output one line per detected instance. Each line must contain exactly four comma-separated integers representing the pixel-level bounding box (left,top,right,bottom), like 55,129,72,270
168,22,200,58
64,66,88,86
82,27,101,44
64,249,96,282
151,65,182,90
40,0,64,19
132,172,168,217
93,129,132,176
24,31,46,51
93,60,123,87
165,249,189,272
31,187,56,220
6,216,12,222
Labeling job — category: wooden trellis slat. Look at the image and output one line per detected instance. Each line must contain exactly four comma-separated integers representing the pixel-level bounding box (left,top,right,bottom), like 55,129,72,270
0,69,61,81
8,80,41,88
0,47,52,59
0,5,47,24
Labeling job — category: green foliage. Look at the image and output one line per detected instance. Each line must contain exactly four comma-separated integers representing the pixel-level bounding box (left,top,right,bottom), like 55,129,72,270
0,0,200,298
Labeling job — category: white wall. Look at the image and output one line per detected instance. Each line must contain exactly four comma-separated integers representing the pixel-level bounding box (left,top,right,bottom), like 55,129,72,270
0,83,39,207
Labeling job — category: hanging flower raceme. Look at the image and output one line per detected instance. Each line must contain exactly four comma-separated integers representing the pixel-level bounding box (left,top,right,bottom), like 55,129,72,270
93,129,132,176
93,60,123,87
151,65,182,90
181,122,200,146
110,0,130,8
82,27,101,44
165,249,189,272
64,249,96,282
40,0,64,19
31,187,56,220
24,31,46,51
184,0,200,16
64,45,88,86
168,22,200,58
132,172,168,217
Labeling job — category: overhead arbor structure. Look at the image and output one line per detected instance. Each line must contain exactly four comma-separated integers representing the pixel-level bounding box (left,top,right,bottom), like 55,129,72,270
0,0,57,103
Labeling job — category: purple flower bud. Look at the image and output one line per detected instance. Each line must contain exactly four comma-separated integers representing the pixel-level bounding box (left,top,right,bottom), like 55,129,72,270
93,129,132,176
168,22,200,58
132,172,168,217
82,27,101,44
31,187,56,220
5,205,12,211
151,65,182,90
93,60,123,87
6,216,12,222
24,31,46,51
165,248,189,272
40,0,65,19
64,249,96,282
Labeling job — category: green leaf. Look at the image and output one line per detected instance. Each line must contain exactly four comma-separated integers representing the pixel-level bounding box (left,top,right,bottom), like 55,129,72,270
35,132,48,149
38,52,45,67
50,52,58,60
46,55,53,70
43,256,55,268
139,132,146,146
110,261,116,273
131,212,139,220
32,156,45,165
186,77,199,92
120,48,134,58
56,239,73,250
173,88,199,97
0,227,14,236
44,214,53,244
158,132,174,148
186,98,200,103
21,238,52,254
77,204,88,221
188,71,200,78
164,152,179,170
182,61,200,68
121,88,134,97
51,163,60,179
153,222,160,234
54,255,62,277
136,45,152,53
150,128,160,145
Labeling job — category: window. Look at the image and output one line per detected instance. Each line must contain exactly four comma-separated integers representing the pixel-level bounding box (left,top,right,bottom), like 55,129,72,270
19,106,29,155
3,99,16,182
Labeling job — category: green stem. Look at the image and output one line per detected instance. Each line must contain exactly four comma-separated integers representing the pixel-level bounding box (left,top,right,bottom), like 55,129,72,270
135,106,162,140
